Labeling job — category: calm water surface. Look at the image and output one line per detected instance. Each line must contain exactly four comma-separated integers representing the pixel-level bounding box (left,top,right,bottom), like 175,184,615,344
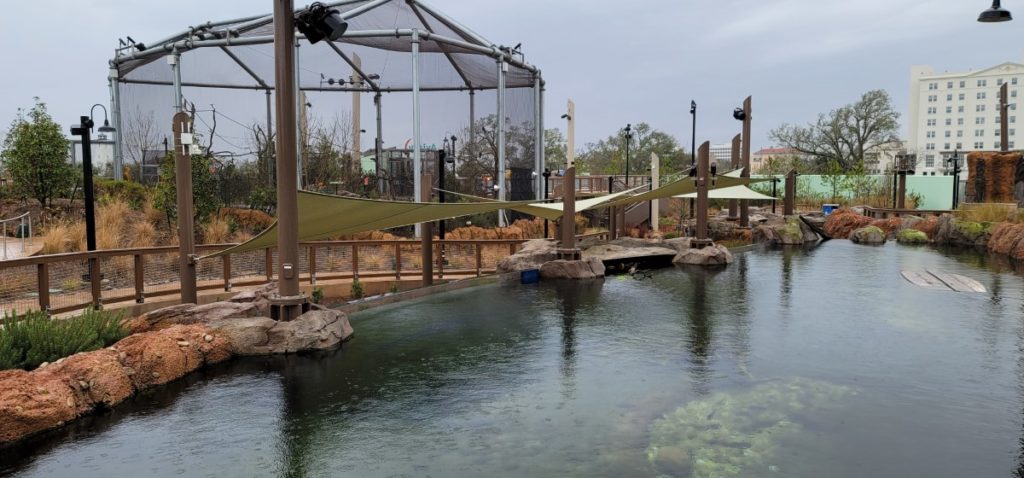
3,241,1024,477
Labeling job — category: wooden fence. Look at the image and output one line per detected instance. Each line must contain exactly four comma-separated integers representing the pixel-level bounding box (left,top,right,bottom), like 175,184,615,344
0,239,528,316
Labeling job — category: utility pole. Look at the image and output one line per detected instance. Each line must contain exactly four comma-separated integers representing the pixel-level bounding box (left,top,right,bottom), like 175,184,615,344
689,100,697,219
739,96,752,228
271,0,307,321
172,112,197,304
1001,82,1010,152
351,53,363,170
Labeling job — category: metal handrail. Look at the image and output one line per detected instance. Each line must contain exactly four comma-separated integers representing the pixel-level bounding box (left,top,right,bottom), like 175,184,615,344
0,212,32,260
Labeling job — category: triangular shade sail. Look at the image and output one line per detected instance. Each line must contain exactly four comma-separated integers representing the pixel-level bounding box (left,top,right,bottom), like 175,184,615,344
204,174,766,259
675,185,776,200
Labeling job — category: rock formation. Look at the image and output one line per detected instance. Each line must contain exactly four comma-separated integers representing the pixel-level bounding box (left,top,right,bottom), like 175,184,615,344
849,225,887,244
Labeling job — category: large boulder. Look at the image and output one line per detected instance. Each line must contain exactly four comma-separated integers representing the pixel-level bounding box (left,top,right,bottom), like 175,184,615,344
229,282,278,316
539,258,606,280
752,216,818,245
988,222,1024,259
934,215,991,247
115,325,233,389
673,244,733,266
210,306,353,356
581,243,678,262
896,229,929,245
497,239,558,273
824,209,873,239
128,301,259,334
849,225,886,245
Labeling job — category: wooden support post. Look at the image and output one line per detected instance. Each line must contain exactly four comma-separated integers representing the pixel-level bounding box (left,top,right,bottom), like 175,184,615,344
436,243,443,279
395,243,402,280
784,170,797,216
222,254,232,292
897,172,907,209
134,254,145,302
352,244,359,278
265,248,274,281
421,174,433,286
739,96,752,228
37,263,49,312
728,134,741,220
308,245,317,285
693,141,712,249
89,257,101,308
475,243,482,276
172,111,197,304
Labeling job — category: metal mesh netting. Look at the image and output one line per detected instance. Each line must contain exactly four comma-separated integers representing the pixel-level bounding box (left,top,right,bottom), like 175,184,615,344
114,0,542,203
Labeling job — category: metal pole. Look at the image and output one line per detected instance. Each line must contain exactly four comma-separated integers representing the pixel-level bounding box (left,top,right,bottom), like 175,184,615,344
294,40,303,190
108,68,124,180
624,124,631,188
272,0,306,320
543,169,550,237
690,101,696,219
439,148,445,241
469,89,475,165
538,79,545,199
1002,83,1010,152
172,112,197,304
534,74,543,200
739,96,752,227
561,166,577,253
497,57,507,227
171,51,183,112
375,92,383,180
265,89,274,187
412,29,423,237
651,152,660,232
351,53,362,171
771,178,777,214
694,141,711,247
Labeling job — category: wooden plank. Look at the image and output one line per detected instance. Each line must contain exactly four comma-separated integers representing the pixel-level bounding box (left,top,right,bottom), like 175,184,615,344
927,270,987,293
901,270,950,290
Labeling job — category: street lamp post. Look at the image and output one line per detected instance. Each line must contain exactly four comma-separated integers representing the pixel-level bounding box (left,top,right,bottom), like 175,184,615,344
70,105,117,308
623,124,633,188
689,101,697,219
947,150,962,209
543,168,551,238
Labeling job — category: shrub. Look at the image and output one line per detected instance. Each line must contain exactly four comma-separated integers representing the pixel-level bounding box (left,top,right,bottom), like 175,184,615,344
203,216,231,244
128,221,157,248
957,204,1014,223
388,282,400,294
350,278,364,299
897,228,929,244
41,222,70,254
0,308,128,371
94,179,149,209
217,208,274,235
96,199,131,249
311,287,324,304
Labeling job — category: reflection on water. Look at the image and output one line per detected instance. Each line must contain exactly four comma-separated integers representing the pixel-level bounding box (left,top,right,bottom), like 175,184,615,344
5,241,1024,477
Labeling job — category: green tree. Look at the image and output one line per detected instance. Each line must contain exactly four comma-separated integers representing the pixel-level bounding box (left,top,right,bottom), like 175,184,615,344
769,89,900,170
1,99,74,206
576,123,687,176
543,128,568,171
153,150,221,229
821,159,846,201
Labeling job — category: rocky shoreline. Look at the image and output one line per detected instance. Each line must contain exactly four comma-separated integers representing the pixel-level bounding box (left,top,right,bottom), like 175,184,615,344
0,283,353,445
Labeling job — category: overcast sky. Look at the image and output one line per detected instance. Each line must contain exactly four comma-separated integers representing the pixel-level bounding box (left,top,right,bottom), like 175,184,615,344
0,0,1020,155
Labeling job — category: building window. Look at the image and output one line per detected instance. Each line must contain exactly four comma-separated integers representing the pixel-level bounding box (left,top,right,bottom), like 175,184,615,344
926,143,935,150
926,131,936,138
1014,90,1019,98
975,141,984,148
947,81,954,89
945,131,951,137
978,92,987,100
958,118,965,125
1012,141,1017,148
1011,128,1016,135
977,117,986,124
996,129,1001,136
927,119,936,126
928,95,936,102
946,94,953,101
995,142,1001,149
929,82,938,90
926,155,935,167
976,129,985,137
960,80,966,88
957,142,963,149
979,79,988,87
997,116,1002,123
959,93,965,101
1012,116,1017,124
945,118,952,126
945,106,952,114
928,107,937,114
944,143,951,150
999,78,1005,86
957,130,964,137
977,104,987,112
958,106,965,113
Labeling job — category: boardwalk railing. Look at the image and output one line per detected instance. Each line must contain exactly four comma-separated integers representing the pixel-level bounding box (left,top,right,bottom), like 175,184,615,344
0,239,528,315
0,212,32,260
862,207,952,219
548,175,651,198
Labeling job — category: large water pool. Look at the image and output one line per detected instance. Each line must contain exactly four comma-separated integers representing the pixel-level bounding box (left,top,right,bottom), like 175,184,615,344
3,241,1024,477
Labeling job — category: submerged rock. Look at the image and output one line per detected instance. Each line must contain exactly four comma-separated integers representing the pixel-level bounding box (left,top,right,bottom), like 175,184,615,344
647,378,854,478
210,305,353,355
896,228,929,245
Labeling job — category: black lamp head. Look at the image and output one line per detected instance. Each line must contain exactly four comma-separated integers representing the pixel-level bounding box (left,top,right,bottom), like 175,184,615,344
296,2,348,44
979,0,1012,22
690,100,697,114
733,108,747,121
98,119,116,134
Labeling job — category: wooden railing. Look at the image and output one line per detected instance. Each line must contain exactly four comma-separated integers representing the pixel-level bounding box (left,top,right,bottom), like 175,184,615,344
863,207,952,219
547,175,651,198
0,239,528,316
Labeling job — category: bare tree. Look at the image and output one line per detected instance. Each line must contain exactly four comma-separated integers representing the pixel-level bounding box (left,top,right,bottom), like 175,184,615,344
123,108,160,182
770,89,900,171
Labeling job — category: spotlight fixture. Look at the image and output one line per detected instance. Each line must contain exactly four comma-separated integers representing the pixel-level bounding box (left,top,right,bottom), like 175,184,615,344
979,0,1012,22
733,107,746,121
296,2,348,44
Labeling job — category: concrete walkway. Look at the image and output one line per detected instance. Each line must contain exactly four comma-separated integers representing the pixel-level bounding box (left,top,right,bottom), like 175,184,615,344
0,237,41,260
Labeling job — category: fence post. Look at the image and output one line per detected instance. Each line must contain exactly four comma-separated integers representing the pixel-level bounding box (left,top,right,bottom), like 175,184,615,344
475,243,482,277
352,244,359,278
222,254,232,292
308,245,317,286
134,254,145,303
395,242,402,280
265,248,273,281
37,263,49,312
89,256,101,309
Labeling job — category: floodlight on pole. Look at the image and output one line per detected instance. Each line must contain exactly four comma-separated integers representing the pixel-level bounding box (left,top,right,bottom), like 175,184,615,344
979,0,1012,22
295,2,349,43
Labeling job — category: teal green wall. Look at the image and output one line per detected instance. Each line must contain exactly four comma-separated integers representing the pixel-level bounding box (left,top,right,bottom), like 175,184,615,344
753,175,955,210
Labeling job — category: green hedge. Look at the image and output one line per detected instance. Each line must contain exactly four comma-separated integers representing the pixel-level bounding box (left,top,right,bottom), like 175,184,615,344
0,309,128,371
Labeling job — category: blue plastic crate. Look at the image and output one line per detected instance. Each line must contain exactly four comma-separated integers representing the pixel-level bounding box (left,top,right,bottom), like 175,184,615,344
520,269,540,284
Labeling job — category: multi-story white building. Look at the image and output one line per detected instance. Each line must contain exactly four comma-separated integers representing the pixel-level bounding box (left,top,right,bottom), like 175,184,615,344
909,62,1024,175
